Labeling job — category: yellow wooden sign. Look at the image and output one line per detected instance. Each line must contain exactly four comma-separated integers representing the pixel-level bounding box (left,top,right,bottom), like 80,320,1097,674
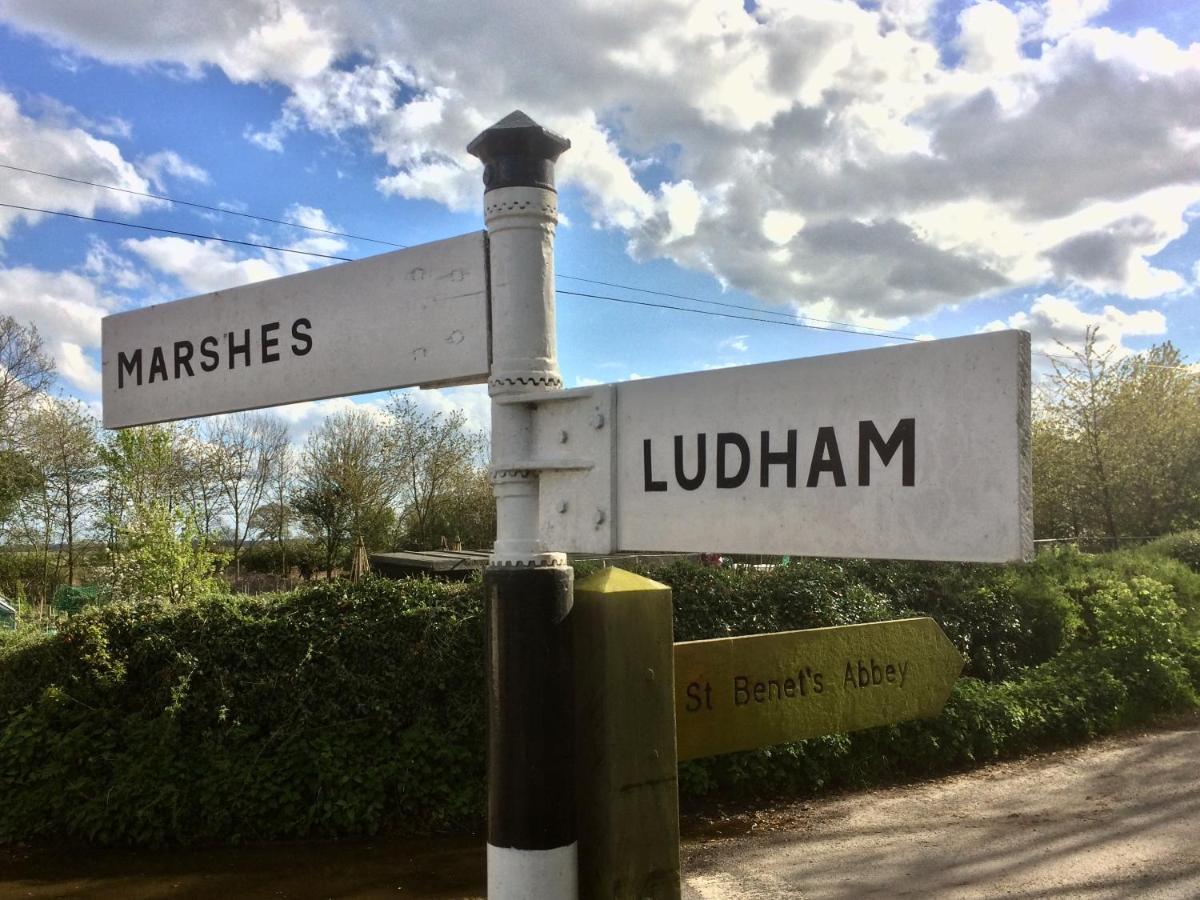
674,618,963,760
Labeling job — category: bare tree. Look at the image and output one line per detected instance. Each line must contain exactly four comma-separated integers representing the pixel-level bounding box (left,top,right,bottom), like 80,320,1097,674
0,317,55,532
176,425,229,540
205,412,288,577
385,393,486,549
0,316,55,434
249,443,295,576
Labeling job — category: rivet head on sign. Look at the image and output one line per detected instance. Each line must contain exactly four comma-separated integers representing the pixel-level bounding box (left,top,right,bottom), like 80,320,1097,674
557,500,569,514
590,412,605,430
594,508,606,527
646,668,655,682
559,429,569,444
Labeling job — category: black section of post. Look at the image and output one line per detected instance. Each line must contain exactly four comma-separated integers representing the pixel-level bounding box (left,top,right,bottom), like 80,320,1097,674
486,566,576,850
468,109,571,193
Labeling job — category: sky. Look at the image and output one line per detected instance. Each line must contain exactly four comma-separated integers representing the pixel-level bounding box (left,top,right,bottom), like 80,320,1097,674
0,0,1197,440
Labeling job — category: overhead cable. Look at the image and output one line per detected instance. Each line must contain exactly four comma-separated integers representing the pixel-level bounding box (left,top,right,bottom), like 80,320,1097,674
0,202,354,262
0,161,407,248
557,288,919,341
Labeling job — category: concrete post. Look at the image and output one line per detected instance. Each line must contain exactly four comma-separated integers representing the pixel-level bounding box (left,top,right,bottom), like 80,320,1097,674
468,111,577,899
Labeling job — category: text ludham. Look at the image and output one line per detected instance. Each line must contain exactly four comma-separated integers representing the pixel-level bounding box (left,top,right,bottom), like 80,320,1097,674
642,418,915,492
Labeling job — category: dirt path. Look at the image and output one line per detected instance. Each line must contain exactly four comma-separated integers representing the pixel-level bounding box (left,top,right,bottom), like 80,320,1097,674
683,712,1200,899
3,714,1198,898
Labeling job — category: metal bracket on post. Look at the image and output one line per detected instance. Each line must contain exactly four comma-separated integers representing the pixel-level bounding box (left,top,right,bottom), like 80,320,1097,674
494,385,617,555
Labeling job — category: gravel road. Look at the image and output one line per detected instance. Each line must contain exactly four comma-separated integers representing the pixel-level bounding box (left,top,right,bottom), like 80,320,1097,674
683,712,1200,899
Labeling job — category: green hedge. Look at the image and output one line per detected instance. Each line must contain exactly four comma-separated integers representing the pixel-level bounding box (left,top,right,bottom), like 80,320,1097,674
2,545,1199,845
0,579,485,845
1145,530,1200,573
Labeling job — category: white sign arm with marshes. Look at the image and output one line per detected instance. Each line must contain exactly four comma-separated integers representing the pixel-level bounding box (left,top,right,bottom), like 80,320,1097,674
102,232,490,428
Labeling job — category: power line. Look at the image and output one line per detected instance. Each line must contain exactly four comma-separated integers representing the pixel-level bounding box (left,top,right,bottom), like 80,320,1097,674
2,159,924,340
6,167,1193,370
0,161,408,249
557,288,918,341
557,273,921,341
0,202,354,262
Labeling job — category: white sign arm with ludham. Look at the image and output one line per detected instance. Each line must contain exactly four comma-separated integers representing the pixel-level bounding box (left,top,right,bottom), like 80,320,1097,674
102,232,490,429
532,330,1031,563
617,330,1032,562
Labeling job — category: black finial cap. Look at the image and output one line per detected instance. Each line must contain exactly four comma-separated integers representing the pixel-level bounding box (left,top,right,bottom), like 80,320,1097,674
467,110,571,193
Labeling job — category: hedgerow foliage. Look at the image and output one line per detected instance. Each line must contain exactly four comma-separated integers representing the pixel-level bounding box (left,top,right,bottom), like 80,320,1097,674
0,579,484,845
2,544,1199,845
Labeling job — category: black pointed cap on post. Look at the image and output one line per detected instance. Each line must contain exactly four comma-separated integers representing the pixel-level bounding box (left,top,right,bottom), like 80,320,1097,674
467,110,570,193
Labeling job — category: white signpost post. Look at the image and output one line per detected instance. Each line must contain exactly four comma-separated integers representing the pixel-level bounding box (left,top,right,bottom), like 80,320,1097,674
101,111,1032,900
101,231,490,428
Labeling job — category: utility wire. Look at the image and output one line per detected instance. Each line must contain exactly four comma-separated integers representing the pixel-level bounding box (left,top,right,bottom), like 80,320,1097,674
0,161,408,248
557,273,921,341
5,165,1196,371
558,288,918,341
0,159,926,340
0,160,921,339
0,202,355,262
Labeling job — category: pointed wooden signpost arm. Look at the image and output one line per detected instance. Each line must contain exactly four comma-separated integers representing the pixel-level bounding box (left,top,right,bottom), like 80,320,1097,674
674,617,965,761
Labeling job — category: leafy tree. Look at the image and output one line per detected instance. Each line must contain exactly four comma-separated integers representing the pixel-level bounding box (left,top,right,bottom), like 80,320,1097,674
98,424,186,544
293,410,394,576
1035,331,1200,541
1043,328,1122,540
0,450,39,531
23,398,100,586
108,502,224,604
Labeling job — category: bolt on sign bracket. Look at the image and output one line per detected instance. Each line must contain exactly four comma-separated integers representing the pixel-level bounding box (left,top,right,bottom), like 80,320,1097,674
495,384,617,553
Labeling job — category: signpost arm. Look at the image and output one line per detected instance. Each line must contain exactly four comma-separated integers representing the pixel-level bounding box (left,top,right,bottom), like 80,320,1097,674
469,111,577,899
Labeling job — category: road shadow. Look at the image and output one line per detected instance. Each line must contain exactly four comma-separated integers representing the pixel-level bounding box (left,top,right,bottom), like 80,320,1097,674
683,716,1200,898
1,833,486,899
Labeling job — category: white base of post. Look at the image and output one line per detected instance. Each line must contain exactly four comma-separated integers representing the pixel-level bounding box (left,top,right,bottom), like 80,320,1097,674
488,842,578,899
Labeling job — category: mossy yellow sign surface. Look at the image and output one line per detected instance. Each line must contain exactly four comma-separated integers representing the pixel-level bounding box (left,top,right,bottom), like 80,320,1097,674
674,618,963,760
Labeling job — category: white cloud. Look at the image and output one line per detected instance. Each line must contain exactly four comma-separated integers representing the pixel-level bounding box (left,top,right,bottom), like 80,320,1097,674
56,340,102,394
984,293,1167,359
1039,0,1110,39
719,334,749,353
0,265,121,395
122,205,346,294
138,149,210,188
123,236,290,293
3,0,1199,323
0,90,158,239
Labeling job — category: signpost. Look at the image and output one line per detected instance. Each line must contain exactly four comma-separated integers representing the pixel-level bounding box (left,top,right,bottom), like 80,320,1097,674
101,110,1032,900
674,618,964,761
101,231,489,428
